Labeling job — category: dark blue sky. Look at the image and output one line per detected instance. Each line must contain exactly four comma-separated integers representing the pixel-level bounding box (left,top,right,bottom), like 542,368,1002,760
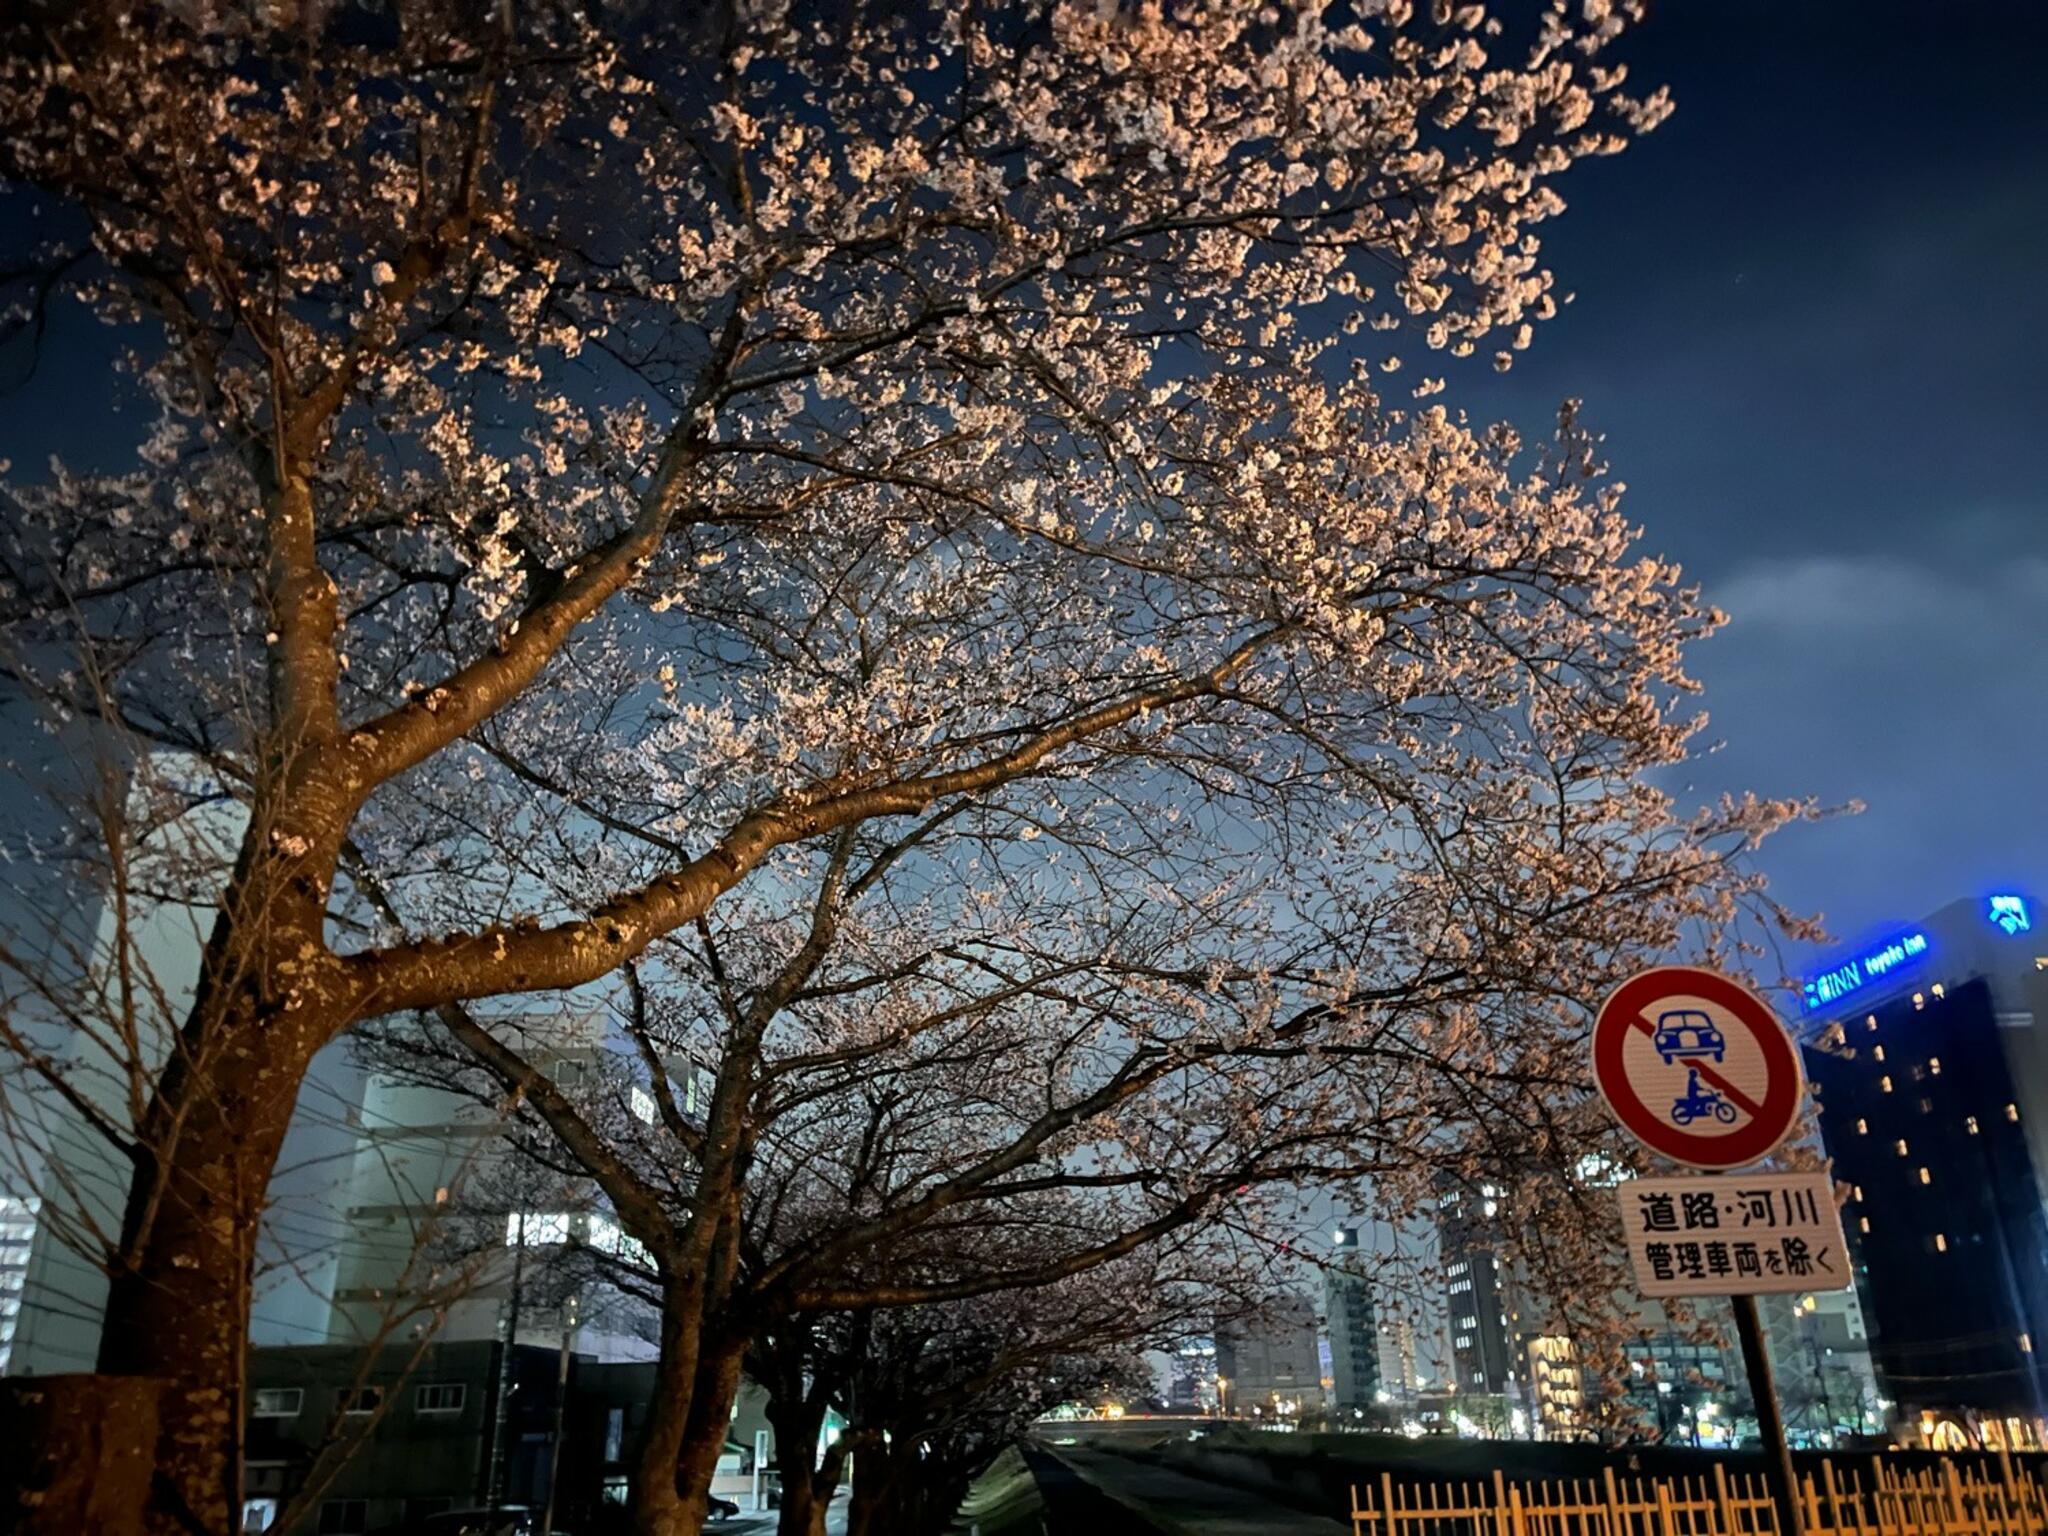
1456,0,2048,966
4,3,2042,978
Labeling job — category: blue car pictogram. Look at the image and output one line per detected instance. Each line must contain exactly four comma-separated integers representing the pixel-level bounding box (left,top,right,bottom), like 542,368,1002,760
1652,1008,1725,1065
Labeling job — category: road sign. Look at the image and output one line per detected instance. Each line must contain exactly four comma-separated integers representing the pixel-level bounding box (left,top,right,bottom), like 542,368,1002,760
1591,966,1804,1170
1616,1171,1849,1298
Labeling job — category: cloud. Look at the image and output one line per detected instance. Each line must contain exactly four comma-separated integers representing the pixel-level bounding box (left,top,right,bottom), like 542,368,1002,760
1679,548,2048,946
1709,549,2048,638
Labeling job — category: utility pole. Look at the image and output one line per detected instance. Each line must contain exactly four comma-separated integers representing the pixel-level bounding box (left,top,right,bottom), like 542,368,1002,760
540,1291,580,1536
487,1212,528,1509
1733,1294,1803,1536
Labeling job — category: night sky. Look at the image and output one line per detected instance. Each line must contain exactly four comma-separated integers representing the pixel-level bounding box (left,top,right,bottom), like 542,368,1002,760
1455,0,2048,967
3,2,2043,983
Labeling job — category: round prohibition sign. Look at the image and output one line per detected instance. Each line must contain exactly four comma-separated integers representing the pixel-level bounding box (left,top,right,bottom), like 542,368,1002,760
1591,966,1803,1171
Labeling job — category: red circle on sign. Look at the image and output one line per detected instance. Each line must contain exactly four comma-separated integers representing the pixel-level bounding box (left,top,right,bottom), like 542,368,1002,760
1591,966,1803,1170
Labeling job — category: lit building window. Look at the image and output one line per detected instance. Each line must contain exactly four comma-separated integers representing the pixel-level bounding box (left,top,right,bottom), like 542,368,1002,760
1852,1185,1863,1201
1866,1015,1879,1031
1934,1234,1948,1253
415,1383,466,1414
252,1387,303,1418
1929,1057,1942,1075
1873,1045,1885,1063
1859,1217,1871,1234
1895,1140,1909,1156
1856,1118,1868,1135
2009,1104,2021,1122
1967,1116,1980,1135
1931,984,1946,999
1918,1168,1931,1185
2023,1334,2035,1355
505,1211,571,1247
1913,992,1926,1010
1880,1076,1893,1093
586,1214,653,1268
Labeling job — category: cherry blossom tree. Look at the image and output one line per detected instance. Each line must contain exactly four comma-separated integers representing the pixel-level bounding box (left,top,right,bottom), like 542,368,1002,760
814,1277,1175,1536
745,1244,1223,1536
0,0,1804,1530
359,900,1393,1536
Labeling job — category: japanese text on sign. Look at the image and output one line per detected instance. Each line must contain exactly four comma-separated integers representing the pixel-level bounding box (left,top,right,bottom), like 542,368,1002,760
1616,1172,1848,1299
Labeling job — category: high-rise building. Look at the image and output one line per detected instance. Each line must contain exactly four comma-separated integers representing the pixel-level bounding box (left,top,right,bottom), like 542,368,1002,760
1215,1293,1325,1420
1377,1312,1421,1403
1800,890,2048,1447
1525,1334,1585,1440
1622,1307,1743,1445
1164,1336,1218,1413
1759,1289,1882,1443
1324,1225,1381,1414
0,1192,36,1372
1437,1179,1527,1397
6,778,275,1373
2,754,662,1375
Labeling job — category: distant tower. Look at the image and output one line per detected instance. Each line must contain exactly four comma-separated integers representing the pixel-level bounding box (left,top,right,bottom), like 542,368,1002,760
1800,891,2048,1442
1376,1312,1420,1402
1435,1178,1524,1396
1324,1226,1383,1414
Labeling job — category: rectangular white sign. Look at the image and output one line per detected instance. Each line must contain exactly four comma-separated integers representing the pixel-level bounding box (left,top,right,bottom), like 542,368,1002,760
1616,1172,1850,1298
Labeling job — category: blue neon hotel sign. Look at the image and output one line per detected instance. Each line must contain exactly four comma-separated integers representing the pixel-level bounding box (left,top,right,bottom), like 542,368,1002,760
1802,930,1930,1013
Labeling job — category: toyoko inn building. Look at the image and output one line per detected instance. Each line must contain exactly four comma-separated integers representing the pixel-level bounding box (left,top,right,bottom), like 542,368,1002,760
1798,891,2048,1447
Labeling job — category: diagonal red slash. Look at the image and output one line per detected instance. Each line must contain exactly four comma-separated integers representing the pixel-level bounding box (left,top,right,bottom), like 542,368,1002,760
1629,1012,1764,1118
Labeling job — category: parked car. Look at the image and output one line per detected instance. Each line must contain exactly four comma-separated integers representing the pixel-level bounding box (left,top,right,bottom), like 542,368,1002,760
707,1495,740,1521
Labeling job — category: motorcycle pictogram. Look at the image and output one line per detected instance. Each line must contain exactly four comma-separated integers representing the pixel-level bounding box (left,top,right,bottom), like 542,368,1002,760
1669,1067,1738,1127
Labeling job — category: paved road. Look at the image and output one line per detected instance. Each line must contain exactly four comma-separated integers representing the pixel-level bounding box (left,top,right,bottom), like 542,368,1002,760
1042,1444,1352,1536
711,1490,847,1536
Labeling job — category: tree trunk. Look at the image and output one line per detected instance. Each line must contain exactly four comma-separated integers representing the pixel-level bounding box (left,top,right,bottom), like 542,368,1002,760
770,1394,849,1536
671,1340,746,1532
775,1468,815,1536
769,1397,823,1536
95,997,324,1536
625,1302,748,1536
843,1431,897,1536
0,1374,162,1536
890,1440,937,1536
912,1463,975,1536
803,1439,849,1536
629,1290,706,1536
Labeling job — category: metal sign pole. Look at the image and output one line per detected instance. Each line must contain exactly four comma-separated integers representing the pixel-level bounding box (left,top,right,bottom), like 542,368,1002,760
1731,1292,1802,1536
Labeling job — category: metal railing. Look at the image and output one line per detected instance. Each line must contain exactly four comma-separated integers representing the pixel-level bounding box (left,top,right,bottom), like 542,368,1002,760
1351,1460,2048,1536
